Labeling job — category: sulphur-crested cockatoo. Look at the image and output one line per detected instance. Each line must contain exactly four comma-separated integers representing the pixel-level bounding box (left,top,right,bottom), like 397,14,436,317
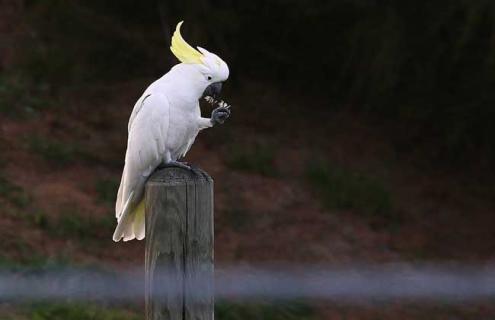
113,21,230,242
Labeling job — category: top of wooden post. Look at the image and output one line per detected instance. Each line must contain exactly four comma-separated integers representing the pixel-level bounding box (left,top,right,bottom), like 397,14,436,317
147,167,213,186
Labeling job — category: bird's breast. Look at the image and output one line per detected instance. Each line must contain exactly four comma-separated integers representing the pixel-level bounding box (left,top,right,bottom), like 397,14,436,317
166,105,200,160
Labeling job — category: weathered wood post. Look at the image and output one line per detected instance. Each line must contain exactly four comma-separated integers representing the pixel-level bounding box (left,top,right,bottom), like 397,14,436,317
145,167,214,320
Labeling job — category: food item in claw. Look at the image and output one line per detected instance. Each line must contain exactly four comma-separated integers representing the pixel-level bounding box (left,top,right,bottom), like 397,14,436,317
204,96,232,109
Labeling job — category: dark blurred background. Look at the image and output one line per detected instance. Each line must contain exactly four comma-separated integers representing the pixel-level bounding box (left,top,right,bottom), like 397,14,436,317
1,0,494,319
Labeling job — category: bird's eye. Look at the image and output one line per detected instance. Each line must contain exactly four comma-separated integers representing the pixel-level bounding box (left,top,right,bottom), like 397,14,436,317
207,76,212,81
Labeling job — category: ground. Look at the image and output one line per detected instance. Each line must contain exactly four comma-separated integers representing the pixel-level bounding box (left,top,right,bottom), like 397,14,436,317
1,79,495,319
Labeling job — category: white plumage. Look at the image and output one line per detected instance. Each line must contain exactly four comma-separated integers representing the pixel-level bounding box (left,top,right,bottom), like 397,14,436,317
113,22,229,242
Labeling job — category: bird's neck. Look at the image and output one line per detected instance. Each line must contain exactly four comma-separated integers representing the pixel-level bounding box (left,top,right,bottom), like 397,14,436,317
159,64,204,105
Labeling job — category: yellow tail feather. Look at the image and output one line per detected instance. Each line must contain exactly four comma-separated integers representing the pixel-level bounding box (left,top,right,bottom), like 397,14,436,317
132,199,146,240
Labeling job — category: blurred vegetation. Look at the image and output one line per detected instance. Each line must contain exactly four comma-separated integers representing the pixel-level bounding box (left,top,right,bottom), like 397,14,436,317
94,178,119,206
0,175,31,208
26,136,78,166
222,207,250,232
0,254,72,271
0,72,54,119
307,161,392,217
6,303,140,320
216,301,316,320
0,239,39,271
9,0,492,172
226,144,277,176
20,1,159,86
29,209,114,241
4,301,315,320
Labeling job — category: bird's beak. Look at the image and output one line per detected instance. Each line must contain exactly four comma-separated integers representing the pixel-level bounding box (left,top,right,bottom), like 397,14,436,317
203,82,223,99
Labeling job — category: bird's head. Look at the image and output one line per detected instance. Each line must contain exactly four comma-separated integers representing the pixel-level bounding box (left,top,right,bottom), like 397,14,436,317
170,21,229,100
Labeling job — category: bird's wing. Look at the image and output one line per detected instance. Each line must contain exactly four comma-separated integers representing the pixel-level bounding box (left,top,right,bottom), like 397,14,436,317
115,93,170,223
128,93,151,132
115,93,152,217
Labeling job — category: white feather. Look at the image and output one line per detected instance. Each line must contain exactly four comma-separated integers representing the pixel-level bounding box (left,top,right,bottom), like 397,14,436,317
114,55,230,242
113,93,170,242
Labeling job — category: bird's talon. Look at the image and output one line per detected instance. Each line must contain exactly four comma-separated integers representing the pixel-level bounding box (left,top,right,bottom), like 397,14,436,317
158,161,192,170
211,105,231,125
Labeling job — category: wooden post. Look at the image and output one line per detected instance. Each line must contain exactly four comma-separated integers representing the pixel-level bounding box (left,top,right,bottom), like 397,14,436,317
145,167,214,320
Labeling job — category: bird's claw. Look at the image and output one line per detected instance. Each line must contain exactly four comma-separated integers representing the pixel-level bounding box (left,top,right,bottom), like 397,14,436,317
158,161,192,171
211,105,231,125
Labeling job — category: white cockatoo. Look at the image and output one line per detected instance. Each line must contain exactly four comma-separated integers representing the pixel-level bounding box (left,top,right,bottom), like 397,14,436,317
113,21,230,242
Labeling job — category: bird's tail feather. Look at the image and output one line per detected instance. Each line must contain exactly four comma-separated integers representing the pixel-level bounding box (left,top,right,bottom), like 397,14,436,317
112,195,145,242
132,200,145,240
113,192,134,242
113,211,134,242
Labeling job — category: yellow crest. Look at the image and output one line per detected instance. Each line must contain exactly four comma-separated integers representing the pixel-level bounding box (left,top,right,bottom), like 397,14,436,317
170,21,204,64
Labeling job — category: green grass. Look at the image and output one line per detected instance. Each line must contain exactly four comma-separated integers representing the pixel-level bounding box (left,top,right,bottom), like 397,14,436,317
223,208,250,232
54,213,114,240
226,144,277,176
0,175,31,208
307,162,392,218
216,301,316,320
29,209,114,241
0,251,74,272
3,303,140,320
0,246,42,270
10,302,314,320
29,211,49,230
52,214,98,238
2,300,315,320
26,136,78,166
95,178,119,205
28,303,140,320
0,74,50,119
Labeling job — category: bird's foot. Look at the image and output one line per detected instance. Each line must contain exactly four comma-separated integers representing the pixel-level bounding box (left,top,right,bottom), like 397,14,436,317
210,104,231,125
158,161,192,171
